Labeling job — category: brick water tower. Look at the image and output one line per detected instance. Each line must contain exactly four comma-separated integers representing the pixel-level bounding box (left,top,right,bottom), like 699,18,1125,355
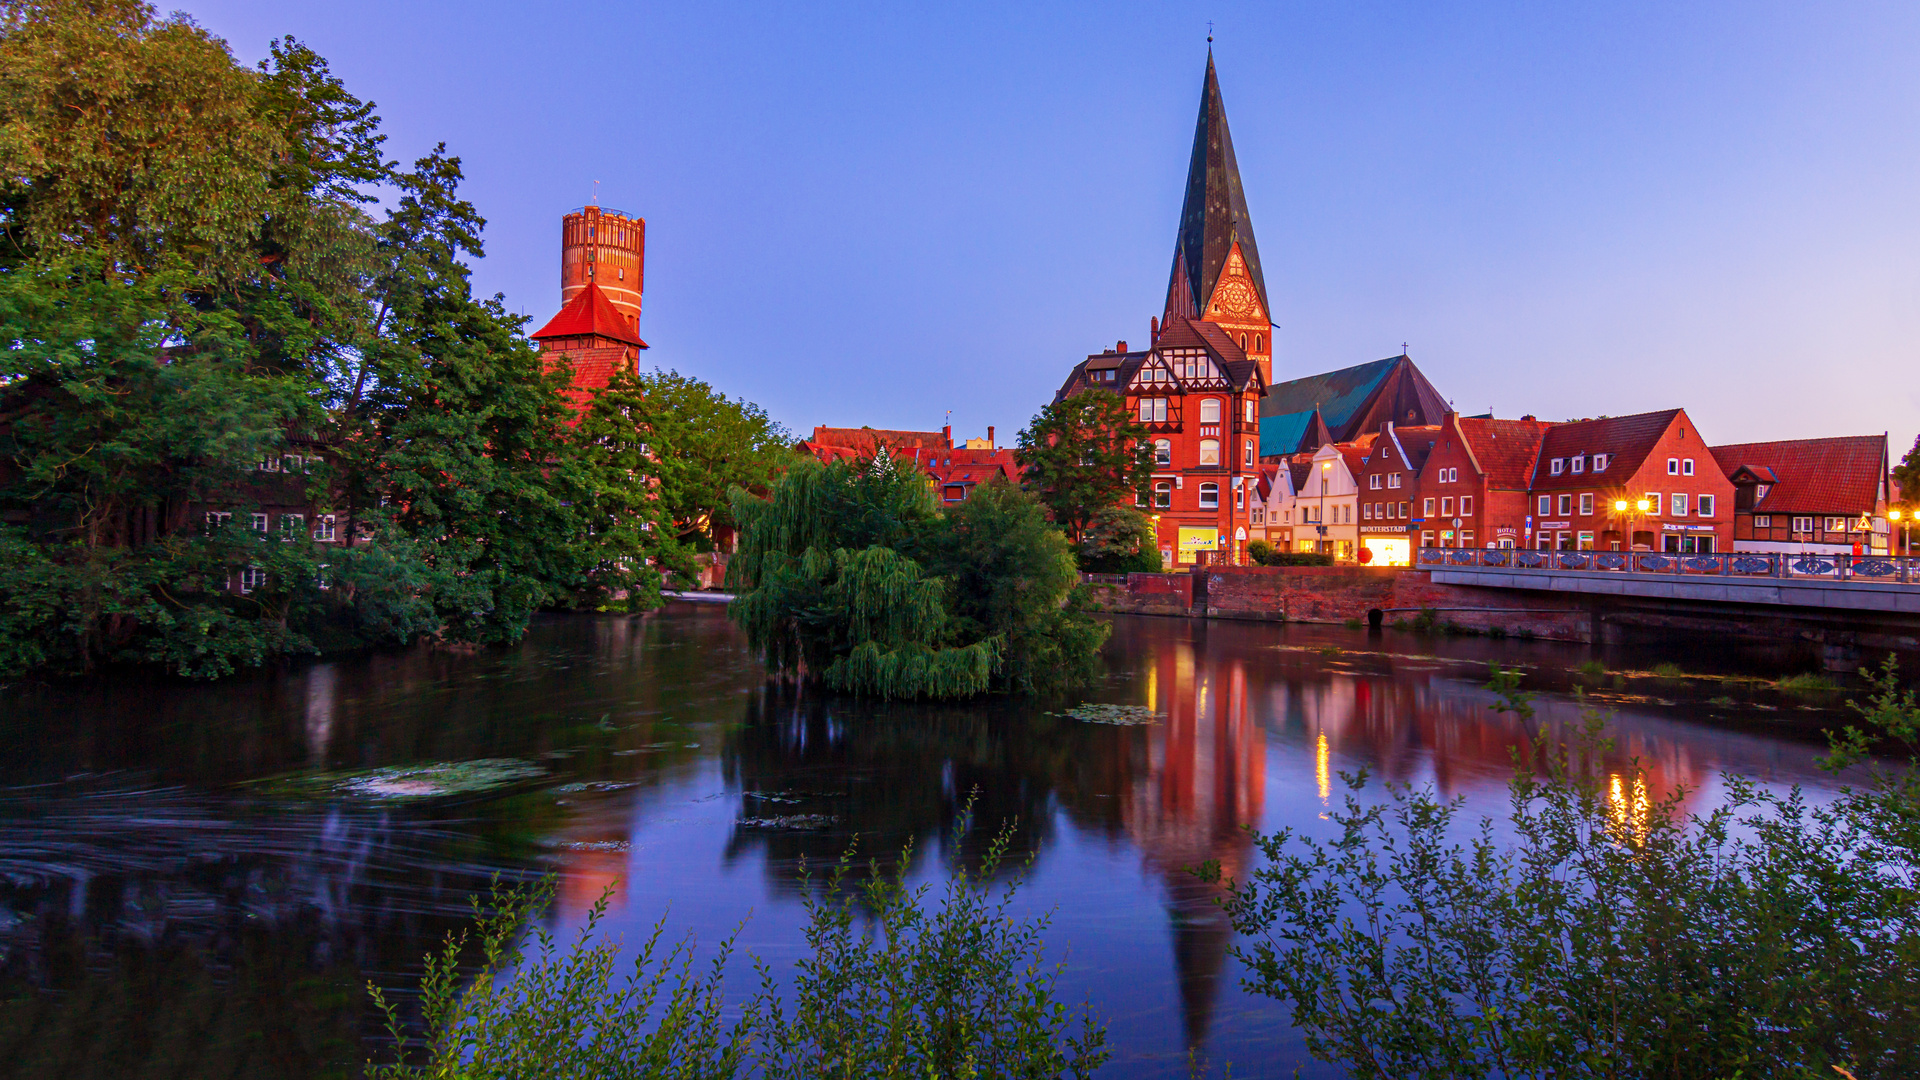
561,204,644,332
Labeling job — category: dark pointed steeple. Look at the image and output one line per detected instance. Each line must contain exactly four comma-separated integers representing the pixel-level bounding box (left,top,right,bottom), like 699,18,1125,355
1164,52,1270,331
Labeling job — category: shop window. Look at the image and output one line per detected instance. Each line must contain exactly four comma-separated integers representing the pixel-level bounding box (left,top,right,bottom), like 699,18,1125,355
1461,531,1475,547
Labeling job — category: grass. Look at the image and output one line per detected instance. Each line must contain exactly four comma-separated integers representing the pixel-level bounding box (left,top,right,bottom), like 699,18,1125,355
1317,645,1344,658
1708,695,1736,707
1650,662,1688,679
1343,617,1365,631
1575,660,1607,677
1775,672,1839,694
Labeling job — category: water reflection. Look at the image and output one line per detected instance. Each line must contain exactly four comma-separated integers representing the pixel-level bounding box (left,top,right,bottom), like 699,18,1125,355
0,607,1859,1079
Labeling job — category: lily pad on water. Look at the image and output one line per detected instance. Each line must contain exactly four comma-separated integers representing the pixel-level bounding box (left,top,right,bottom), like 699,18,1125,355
1061,703,1164,726
739,814,837,830
257,759,546,801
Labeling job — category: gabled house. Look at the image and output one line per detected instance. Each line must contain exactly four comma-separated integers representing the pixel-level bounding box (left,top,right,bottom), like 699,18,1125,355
1525,409,1732,552
1414,414,1554,552
1292,442,1362,560
1709,435,1891,555
1350,424,1442,565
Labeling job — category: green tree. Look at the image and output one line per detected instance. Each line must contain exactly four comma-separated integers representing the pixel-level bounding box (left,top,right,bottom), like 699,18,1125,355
623,367,794,549
1894,433,1918,513
1201,663,1920,1080
1015,389,1151,544
1078,504,1162,575
923,479,1109,693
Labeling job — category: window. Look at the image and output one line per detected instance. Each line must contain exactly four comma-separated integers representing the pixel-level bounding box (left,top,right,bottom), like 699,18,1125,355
1667,458,1680,475
1235,485,1245,509
1244,399,1256,424
1461,496,1474,516
258,455,280,472
239,566,267,593
1671,493,1688,517
1793,516,1813,533
1593,454,1609,471
1424,497,1436,517
1255,334,1263,352
1461,531,1474,547
1682,458,1695,476
1755,514,1771,528
1401,502,1411,518
1252,507,1265,523
1698,495,1714,517
1244,440,1255,467
1153,481,1172,509
1199,483,1219,508
1199,398,1222,424
279,513,304,536
1388,473,1402,489
204,511,232,530
1825,516,1847,532
250,513,270,533
1538,535,1552,550
1553,494,1569,516
1138,397,1168,423
1363,503,1374,520
1538,495,1551,516
1370,474,1382,490
1550,458,1565,475
315,564,331,590
1439,467,1458,483
1570,456,1584,474
1579,493,1594,516
1441,497,1455,516
1154,439,1172,467
1198,439,1220,466
1648,493,1663,515
1578,531,1594,550
1423,531,1436,548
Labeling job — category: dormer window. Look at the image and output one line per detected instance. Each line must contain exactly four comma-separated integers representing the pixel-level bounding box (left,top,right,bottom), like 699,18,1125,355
1550,458,1565,475
1593,454,1608,471
1570,456,1584,474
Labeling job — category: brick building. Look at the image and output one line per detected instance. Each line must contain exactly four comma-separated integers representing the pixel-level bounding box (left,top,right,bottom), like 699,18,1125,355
1350,424,1441,565
796,425,1018,504
1051,54,1272,566
1523,409,1732,552
530,204,650,421
1710,435,1892,555
1413,414,1554,553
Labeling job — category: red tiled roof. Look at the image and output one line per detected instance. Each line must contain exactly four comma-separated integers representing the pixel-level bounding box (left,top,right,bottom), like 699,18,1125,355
1709,435,1888,515
809,426,951,453
1457,417,1554,491
1530,409,1684,490
530,283,646,347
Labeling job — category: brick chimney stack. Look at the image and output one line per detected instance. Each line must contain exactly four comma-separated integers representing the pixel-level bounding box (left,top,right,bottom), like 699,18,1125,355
986,426,995,448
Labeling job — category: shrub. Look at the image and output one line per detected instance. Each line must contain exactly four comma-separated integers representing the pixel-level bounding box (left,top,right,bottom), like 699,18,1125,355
1200,660,1920,1080
1250,546,1334,568
370,814,1108,1080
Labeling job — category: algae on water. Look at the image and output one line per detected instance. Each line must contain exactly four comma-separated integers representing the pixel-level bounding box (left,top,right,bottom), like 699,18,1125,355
1059,703,1164,726
259,759,546,801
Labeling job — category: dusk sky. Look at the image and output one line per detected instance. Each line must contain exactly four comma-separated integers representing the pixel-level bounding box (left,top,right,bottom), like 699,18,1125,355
185,1,1919,456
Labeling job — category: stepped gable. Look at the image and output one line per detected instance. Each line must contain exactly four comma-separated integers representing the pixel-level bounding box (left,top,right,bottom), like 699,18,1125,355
1709,435,1889,514
1165,52,1270,329
1456,417,1555,490
1529,410,1683,489
531,281,645,347
1258,354,1448,452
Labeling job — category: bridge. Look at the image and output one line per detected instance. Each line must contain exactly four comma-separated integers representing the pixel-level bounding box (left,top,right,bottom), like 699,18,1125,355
1417,548,1920,614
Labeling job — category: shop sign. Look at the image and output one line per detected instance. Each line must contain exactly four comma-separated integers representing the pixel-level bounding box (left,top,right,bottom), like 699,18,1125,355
1540,520,1571,529
1177,527,1219,552
1495,526,1518,537
1661,523,1716,532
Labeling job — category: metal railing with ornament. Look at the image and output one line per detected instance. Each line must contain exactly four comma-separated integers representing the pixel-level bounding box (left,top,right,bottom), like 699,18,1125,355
1415,547,1920,585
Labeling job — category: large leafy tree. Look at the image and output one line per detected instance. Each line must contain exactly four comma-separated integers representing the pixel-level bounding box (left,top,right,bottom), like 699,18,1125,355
727,455,1105,700
621,367,793,549
1015,389,1151,544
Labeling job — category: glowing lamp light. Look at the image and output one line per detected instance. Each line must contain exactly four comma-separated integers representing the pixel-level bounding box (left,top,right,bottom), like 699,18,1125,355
1613,499,1628,513
1636,499,1650,513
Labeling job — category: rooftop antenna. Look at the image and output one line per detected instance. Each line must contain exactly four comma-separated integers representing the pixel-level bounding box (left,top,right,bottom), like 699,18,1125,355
592,180,600,206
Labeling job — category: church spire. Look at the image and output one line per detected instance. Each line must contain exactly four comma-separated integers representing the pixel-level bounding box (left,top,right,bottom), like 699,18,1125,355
1164,53,1271,351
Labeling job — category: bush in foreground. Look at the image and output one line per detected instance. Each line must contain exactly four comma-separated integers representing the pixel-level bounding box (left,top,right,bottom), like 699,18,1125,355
368,817,1107,1080
1200,659,1920,1080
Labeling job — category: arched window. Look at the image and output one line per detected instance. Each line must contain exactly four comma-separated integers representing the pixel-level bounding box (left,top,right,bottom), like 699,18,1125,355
1199,398,1222,424
1153,481,1172,509
1255,334,1263,352
1198,439,1220,466
1244,440,1255,466
1154,439,1172,467
1199,482,1220,508
1238,333,1247,349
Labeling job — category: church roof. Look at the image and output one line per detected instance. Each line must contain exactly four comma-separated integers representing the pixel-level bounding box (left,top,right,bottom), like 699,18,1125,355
1166,53,1270,328
530,283,646,347
1259,354,1449,448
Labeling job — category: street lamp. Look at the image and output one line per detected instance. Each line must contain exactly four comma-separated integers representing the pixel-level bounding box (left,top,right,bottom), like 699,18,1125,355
1613,497,1649,552
1893,507,1910,558
1319,459,1331,557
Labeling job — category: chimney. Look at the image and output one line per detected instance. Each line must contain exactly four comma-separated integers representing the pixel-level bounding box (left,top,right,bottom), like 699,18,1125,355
1150,316,1160,345
986,425,995,448
1117,340,1128,353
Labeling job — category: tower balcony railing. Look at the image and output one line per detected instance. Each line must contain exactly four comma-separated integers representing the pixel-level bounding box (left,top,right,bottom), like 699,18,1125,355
568,206,634,217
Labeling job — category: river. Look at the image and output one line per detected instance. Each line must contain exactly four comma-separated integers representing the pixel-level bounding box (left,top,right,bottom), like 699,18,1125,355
0,605,1863,1078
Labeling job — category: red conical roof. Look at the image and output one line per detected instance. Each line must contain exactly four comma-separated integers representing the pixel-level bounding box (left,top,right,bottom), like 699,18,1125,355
530,282,647,347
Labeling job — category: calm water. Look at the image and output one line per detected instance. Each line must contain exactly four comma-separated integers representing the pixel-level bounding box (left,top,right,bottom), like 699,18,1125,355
0,606,1862,1078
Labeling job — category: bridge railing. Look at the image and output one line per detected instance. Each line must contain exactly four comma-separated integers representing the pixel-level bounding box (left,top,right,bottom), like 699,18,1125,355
1416,547,1920,585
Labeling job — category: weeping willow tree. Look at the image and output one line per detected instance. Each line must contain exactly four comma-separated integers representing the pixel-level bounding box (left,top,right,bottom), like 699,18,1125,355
728,450,1101,700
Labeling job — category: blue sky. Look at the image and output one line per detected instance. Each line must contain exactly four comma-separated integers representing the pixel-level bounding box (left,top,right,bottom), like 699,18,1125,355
187,1,1919,456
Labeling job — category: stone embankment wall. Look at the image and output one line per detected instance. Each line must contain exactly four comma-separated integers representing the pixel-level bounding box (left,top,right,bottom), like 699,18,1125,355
1082,566,1592,641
